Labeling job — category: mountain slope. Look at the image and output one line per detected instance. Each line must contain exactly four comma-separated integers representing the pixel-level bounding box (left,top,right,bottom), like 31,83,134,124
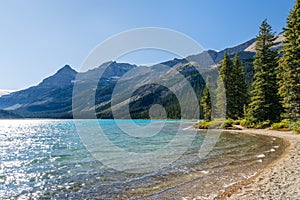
245,32,284,52
0,62,138,118
0,33,285,119
0,65,77,110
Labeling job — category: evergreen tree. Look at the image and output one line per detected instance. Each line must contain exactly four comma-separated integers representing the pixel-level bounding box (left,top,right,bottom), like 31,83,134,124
217,53,234,118
201,77,212,121
231,54,248,119
278,0,300,121
247,20,281,122
216,75,226,119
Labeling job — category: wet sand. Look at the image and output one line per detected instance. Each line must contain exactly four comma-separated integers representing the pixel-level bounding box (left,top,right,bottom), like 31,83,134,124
219,128,300,200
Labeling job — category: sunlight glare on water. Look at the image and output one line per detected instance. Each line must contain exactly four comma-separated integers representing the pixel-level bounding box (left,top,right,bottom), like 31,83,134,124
0,119,283,199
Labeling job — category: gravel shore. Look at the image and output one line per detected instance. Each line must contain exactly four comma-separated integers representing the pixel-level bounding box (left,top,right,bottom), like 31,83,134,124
220,128,300,200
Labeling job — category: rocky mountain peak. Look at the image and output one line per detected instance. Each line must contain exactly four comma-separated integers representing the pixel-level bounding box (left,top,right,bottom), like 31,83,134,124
39,65,78,88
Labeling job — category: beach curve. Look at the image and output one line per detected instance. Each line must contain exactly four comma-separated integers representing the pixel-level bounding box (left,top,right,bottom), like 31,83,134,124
218,128,300,200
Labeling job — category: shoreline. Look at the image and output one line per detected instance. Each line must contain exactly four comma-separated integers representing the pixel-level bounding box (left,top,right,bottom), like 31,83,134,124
145,127,297,199
217,128,299,199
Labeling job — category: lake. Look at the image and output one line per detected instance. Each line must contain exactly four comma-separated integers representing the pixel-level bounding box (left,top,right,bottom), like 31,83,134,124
0,120,285,199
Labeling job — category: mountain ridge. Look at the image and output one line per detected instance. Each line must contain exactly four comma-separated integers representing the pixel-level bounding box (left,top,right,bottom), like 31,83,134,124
0,33,284,118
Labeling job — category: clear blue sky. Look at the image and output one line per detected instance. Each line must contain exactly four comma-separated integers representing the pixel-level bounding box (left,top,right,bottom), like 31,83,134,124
0,0,295,90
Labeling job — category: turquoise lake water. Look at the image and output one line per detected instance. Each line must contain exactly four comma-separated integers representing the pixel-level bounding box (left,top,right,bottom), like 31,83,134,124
0,120,284,199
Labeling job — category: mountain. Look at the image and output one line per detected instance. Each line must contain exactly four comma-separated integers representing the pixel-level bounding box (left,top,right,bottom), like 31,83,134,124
0,62,138,118
245,32,284,52
0,33,285,119
0,109,21,118
0,89,14,97
0,65,77,118
186,38,256,67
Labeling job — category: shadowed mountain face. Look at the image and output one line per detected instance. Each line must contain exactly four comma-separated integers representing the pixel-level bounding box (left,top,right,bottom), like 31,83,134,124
0,34,284,119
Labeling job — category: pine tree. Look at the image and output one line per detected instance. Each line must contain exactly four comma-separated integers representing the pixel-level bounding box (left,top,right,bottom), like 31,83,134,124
278,0,300,121
201,77,212,121
217,53,234,118
216,75,226,119
247,20,281,122
231,54,248,119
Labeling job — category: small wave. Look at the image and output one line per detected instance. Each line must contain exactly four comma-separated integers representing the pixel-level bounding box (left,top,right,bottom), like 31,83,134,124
273,145,279,149
182,126,193,131
269,149,275,152
256,154,265,158
200,170,209,174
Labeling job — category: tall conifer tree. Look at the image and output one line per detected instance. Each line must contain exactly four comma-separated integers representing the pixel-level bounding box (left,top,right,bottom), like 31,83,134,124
278,0,300,120
217,53,233,119
201,78,212,121
247,20,281,122
231,54,248,119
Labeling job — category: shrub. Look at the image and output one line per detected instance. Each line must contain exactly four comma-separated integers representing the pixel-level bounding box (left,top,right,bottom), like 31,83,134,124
195,121,210,129
255,120,271,129
208,119,223,129
222,119,234,129
232,126,242,130
271,119,290,130
240,117,257,128
290,120,300,133
293,126,300,133
194,119,225,129
232,119,241,125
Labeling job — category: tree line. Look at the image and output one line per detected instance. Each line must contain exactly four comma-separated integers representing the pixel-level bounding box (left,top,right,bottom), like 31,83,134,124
201,0,300,128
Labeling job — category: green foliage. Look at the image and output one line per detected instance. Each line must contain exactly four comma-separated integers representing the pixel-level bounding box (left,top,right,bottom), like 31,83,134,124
240,118,271,129
293,126,300,133
209,119,224,128
271,119,290,130
215,75,226,118
240,117,257,128
201,77,212,121
194,121,210,129
194,119,225,129
121,66,207,119
223,119,234,129
255,120,271,129
217,54,248,119
216,54,232,118
231,54,248,119
278,0,300,120
290,120,300,133
271,119,300,133
195,119,236,129
216,54,248,120
247,19,282,123
232,119,241,125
